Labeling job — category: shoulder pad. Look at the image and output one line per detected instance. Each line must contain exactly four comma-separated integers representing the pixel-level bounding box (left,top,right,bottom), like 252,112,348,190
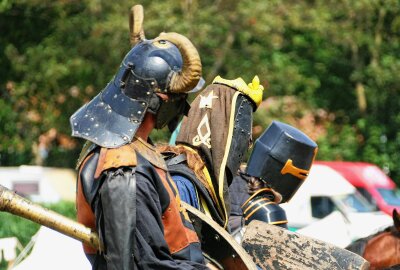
241,188,287,227
94,137,167,178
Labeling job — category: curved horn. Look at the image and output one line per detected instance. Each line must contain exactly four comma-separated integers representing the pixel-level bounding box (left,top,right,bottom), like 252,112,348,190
129,5,145,46
155,32,202,93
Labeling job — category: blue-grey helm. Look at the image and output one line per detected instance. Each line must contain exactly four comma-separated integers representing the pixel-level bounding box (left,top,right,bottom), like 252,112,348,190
70,6,201,148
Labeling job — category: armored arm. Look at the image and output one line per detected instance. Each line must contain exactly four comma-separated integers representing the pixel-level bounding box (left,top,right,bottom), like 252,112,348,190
241,188,288,228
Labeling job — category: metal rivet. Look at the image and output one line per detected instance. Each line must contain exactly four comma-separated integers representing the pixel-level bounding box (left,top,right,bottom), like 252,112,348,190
142,102,146,106
135,79,140,83
95,123,99,127
151,81,155,85
138,111,142,114
108,109,112,113
123,136,128,141
74,123,77,126
146,92,151,95
84,114,88,118
90,117,94,121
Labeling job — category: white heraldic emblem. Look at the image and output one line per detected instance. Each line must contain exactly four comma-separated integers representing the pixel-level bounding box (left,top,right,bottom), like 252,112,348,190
199,91,218,109
192,91,218,148
192,114,212,148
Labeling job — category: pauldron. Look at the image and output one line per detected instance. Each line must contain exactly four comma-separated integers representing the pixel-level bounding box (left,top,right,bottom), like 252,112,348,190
241,188,288,228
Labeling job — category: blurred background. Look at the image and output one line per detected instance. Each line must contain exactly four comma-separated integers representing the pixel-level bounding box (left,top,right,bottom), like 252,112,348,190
1,0,400,269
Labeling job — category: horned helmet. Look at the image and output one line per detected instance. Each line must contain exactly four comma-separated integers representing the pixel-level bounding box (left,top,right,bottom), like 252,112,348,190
70,5,202,148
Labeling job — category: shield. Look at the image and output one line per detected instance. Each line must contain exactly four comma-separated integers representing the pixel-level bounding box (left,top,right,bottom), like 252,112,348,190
183,203,370,270
241,220,370,270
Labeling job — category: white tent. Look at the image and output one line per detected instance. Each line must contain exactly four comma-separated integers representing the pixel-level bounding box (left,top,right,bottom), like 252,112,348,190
10,226,91,270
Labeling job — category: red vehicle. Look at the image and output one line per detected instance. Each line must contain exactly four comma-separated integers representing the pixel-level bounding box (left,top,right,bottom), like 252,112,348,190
315,161,400,215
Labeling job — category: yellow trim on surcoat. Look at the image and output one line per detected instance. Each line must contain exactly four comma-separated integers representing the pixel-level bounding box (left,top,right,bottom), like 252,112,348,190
218,91,240,228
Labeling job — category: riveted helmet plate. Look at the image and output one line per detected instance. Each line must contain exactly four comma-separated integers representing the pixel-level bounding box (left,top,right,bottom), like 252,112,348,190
70,82,147,148
70,39,190,148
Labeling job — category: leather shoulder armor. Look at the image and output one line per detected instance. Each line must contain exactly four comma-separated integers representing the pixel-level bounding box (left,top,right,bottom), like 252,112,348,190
95,137,167,178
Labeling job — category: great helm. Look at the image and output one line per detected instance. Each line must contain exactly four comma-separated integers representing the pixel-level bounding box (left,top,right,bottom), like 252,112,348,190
245,121,318,202
70,5,202,148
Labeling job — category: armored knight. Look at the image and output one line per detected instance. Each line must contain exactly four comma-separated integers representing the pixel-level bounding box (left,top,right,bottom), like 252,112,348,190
71,5,208,270
229,120,318,236
160,75,264,229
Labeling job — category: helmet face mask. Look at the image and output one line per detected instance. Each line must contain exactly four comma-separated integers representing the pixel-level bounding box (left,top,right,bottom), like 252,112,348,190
154,94,189,130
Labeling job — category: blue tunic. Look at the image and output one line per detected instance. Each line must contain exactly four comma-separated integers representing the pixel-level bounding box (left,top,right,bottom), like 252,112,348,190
172,174,200,209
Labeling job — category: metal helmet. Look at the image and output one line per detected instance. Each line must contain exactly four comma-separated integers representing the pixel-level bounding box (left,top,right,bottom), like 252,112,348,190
70,5,201,148
245,121,318,202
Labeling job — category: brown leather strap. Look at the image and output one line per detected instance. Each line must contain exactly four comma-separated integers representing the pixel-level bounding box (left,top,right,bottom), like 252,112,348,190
76,153,97,255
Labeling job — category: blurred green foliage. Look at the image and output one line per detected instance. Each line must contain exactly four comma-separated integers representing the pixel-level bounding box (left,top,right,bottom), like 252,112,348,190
1,0,400,182
0,201,76,246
